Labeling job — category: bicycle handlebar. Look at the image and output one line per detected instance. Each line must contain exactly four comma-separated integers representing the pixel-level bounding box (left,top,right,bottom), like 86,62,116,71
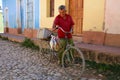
54,26,72,34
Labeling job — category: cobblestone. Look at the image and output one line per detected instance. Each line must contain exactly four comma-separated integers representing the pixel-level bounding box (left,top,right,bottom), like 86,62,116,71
0,39,104,80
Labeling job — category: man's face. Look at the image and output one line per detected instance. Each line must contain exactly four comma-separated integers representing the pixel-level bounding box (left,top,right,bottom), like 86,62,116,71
59,9,66,17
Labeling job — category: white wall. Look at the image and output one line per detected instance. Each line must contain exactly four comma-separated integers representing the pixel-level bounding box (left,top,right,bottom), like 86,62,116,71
105,0,120,34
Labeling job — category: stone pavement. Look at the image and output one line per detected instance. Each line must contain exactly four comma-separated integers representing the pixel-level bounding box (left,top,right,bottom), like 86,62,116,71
0,39,104,80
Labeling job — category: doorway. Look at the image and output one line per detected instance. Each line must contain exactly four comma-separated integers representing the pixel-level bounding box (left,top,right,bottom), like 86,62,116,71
69,0,83,35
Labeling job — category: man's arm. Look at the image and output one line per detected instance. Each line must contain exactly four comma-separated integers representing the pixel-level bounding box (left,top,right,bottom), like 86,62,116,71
52,23,56,29
52,23,59,32
52,23,57,31
52,16,59,31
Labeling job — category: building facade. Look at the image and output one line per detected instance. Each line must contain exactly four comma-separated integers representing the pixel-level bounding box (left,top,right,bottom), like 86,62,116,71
2,0,120,47
2,0,40,38
40,0,105,43
40,0,120,47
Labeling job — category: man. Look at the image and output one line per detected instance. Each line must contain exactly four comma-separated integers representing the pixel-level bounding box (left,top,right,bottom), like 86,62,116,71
52,5,74,66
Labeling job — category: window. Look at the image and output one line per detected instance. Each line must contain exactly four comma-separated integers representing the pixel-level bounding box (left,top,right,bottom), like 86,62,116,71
27,0,33,28
50,0,54,17
47,0,54,17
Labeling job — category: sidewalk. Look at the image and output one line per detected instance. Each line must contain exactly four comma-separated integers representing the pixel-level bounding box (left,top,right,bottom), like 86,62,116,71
75,42,120,55
0,33,120,64
0,33,25,42
1,33,120,53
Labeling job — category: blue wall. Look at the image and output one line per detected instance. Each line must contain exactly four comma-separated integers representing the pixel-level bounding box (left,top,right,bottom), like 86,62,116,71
34,0,39,29
2,0,40,31
2,0,17,28
20,0,25,31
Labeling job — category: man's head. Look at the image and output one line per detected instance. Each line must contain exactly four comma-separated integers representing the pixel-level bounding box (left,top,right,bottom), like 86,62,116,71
58,5,66,17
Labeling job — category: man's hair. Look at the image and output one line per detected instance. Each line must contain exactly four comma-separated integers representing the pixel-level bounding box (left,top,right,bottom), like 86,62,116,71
58,5,66,10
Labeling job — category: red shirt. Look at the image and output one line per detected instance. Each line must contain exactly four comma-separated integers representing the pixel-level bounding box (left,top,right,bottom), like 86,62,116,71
54,14,74,39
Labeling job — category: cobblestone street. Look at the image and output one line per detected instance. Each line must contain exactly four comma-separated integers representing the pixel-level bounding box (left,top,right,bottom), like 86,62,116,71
0,39,104,80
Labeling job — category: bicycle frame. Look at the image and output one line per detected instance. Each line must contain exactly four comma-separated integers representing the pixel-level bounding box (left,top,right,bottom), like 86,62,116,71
64,33,75,62
59,27,85,79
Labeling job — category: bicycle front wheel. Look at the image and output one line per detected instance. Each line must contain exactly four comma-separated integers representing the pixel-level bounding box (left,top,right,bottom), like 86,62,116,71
62,46,85,79
40,48,51,66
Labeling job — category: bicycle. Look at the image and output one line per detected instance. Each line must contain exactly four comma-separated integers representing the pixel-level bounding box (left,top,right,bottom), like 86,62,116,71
37,27,85,79
37,28,59,66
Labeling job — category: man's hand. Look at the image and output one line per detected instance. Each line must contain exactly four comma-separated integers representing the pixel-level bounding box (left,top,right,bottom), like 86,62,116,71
52,24,58,31
52,28,57,31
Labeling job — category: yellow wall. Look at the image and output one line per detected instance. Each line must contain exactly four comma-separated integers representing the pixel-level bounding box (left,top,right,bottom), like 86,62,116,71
40,0,65,28
0,13,3,33
40,0,105,32
83,0,105,32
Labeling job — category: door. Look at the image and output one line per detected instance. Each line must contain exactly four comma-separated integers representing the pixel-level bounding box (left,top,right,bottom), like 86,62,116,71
69,0,83,35
4,7,9,27
17,0,21,28
17,0,23,34
50,0,54,17
27,0,34,28
20,0,24,32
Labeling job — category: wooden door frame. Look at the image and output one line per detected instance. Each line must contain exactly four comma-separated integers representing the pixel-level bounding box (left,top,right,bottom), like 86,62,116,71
65,0,83,36
65,0,70,14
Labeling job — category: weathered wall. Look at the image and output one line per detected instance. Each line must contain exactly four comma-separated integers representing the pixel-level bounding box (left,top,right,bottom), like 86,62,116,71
83,0,105,45
104,0,120,47
105,0,120,34
2,0,39,37
40,0,65,28
2,0,17,28
0,12,3,33
83,0,105,31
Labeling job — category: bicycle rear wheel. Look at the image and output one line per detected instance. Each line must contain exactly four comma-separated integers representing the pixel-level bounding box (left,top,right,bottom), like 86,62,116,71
62,46,85,79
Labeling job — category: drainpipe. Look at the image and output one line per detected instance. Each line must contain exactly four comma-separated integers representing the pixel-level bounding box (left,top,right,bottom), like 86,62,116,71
103,28,108,46
103,0,107,45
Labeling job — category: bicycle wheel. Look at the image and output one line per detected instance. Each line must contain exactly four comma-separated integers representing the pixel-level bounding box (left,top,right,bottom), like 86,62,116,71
50,50,59,64
39,48,52,66
62,46,85,79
